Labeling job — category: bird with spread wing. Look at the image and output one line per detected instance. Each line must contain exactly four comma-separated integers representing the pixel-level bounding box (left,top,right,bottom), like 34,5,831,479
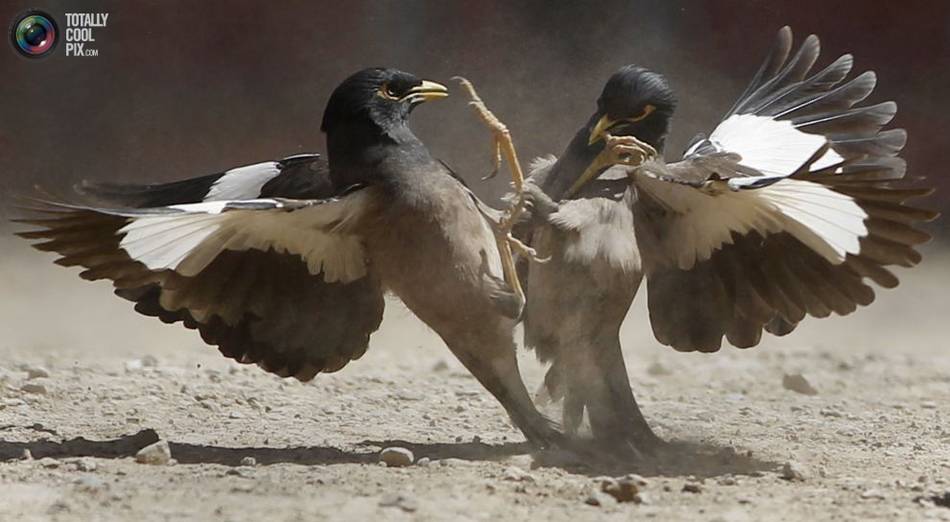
15,68,562,448
517,27,938,453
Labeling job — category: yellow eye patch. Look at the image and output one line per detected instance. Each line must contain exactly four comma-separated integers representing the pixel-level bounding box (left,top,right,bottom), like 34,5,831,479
629,104,655,123
378,83,400,100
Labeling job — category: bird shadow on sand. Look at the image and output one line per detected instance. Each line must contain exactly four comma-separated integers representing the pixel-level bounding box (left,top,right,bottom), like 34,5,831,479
0,427,779,479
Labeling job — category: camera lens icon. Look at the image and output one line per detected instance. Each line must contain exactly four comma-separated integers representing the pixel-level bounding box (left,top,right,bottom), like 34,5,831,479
11,11,58,58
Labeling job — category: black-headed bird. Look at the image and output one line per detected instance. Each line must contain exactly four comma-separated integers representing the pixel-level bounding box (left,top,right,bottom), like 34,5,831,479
16,68,562,448
520,27,937,452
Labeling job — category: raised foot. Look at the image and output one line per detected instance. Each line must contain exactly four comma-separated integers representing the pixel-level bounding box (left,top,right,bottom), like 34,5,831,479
454,76,549,307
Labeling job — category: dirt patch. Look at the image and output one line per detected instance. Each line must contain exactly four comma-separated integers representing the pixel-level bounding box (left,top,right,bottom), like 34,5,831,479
2,237,949,521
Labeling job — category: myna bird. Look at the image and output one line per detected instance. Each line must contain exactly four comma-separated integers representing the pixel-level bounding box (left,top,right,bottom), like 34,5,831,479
15,67,562,448
520,66,674,448
519,27,937,451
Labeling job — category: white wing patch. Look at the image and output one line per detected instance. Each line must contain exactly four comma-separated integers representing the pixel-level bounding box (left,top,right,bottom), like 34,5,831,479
635,174,867,269
759,180,867,262
708,114,844,175
204,162,282,201
118,193,374,283
119,214,223,273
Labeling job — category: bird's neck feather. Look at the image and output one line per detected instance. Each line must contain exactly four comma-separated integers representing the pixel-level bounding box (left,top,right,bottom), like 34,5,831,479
326,120,430,189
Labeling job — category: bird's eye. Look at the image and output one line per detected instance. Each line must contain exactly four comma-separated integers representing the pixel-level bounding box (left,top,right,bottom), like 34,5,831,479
379,83,400,100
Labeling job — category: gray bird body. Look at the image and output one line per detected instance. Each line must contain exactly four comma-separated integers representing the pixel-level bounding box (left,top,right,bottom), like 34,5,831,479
524,162,655,443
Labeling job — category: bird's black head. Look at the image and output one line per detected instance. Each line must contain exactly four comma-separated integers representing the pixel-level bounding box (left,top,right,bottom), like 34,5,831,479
320,67,448,137
588,65,676,150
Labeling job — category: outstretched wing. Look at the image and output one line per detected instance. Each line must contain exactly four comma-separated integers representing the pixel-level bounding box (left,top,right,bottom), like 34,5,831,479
16,189,386,381
76,153,333,206
632,27,937,352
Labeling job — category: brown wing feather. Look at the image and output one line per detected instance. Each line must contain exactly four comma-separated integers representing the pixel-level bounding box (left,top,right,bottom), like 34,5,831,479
16,205,384,381
636,26,937,353
637,184,935,353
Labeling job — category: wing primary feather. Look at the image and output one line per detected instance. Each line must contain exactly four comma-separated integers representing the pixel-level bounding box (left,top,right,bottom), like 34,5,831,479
724,26,794,118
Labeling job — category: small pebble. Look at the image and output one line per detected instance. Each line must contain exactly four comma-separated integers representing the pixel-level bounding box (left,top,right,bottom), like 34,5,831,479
503,466,534,482
682,482,702,494
135,440,172,465
20,449,33,460
782,373,818,395
39,457,60,468
861,489,885,500
602,478,640,503
624,473,649,486
25,366,50,379
416,457,430,467
71,458,97,472
240,456,257,467
379,447,414,467
225,467,254,478
20,383,48,395
781,461,807,481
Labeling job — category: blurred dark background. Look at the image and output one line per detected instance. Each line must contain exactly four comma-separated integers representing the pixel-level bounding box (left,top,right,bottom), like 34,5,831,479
1,0,948,237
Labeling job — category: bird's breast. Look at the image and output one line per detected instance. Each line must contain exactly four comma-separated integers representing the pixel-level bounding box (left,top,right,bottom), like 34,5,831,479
365,178,503,311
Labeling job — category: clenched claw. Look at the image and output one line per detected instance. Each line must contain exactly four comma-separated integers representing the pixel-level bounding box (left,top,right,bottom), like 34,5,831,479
454,76,542,308
508,233,549,263
565,133,658,198
603,134,658,166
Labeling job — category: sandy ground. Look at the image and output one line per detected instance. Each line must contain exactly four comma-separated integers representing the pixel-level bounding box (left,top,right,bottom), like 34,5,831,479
1,234,949,521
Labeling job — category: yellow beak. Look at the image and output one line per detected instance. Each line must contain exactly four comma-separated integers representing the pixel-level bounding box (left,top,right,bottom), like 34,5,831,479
406,80,449,102
565,160,604,198
588,114,617,145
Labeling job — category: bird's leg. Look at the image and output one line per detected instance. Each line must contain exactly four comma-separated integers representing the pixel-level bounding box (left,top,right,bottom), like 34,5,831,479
450,337,564,449
565,134,658,198
481,139,504,181
453,77,545,308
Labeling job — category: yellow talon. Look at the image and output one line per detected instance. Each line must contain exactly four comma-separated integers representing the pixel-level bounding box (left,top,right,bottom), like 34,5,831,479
455,76,535,305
